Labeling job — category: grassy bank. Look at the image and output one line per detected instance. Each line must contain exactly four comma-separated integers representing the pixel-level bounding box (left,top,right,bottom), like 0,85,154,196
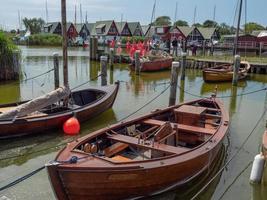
20,33,63,46
186,55,267,64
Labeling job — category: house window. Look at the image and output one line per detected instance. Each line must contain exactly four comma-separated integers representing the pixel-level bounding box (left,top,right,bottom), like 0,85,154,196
96,28,104,34
109,25,117,34
122,27,130,35
156,27,164,34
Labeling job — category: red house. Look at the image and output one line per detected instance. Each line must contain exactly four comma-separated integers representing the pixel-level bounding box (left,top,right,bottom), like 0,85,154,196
67,23,78,40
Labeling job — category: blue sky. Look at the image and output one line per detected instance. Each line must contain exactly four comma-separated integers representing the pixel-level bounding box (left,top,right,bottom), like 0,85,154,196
0,0,266,30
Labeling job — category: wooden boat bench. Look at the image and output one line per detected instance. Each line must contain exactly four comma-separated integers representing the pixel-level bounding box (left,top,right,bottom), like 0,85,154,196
107,134,189,155
142,119,215,135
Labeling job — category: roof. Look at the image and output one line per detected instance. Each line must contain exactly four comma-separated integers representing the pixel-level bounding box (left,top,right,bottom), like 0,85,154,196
86,23,95,33
91,20,115,35
252,30,267,37
176,26,194,37
115,22,127,34
128,22,143,36
141,25,150,35
197,27,217,40
49,22,61,33
75,24,83,33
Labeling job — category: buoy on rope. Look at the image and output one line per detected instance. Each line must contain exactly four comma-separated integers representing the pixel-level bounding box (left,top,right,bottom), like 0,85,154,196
63,117,80,135
250,153,265,184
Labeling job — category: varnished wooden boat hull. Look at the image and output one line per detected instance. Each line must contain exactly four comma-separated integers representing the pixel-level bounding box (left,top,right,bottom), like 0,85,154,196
48,143,222,200
0,83,119,139
203,62,250,83
47,98,229,200
129,58,173,72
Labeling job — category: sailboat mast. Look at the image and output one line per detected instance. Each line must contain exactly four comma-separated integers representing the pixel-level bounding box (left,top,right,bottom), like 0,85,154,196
45,0,49,23
74,4,77,26
233,0,243,56
80,3,83,24
174,2,178,25
61,0,68,87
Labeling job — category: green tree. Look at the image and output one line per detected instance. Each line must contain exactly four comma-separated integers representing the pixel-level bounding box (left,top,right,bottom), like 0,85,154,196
174,20,189,27
22,18,45,34
153,16,172,26
193,23,202,27
244,22,265,34
203,20,217,28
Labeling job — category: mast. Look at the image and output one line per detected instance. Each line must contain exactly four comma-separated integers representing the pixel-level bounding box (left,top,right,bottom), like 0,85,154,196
80,3,83,24
174,2,178,26
61,0,68,87
233,0,243,56
193,6,197,25
74,4,77,26
45,0,49,23
213,5,216,22
18,10,21,30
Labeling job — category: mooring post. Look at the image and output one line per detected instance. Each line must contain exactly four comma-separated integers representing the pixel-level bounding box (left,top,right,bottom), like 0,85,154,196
232,55,241,86
259,42,263,57
53,52,60,89
100,56,108,86
169,62,180,106
89,37,93,59
202,40,206,56
109,48,114,70
135,50,141,75
181,52,186,81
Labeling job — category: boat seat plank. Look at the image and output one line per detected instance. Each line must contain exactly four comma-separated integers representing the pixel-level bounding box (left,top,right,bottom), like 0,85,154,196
142,119,215,135
104,142,129,157
107,134,189,155
178,124,215,135
0,106,17,113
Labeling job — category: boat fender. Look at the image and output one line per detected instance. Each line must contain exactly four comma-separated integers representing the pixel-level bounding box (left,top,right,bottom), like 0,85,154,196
83,143,92,153
90,143,98,154
250,154,265,184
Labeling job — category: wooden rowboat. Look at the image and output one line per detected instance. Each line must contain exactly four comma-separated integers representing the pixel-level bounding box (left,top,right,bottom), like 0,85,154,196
46,97,229,200
0,83,119,139
203,61,251,82
129,57,173,72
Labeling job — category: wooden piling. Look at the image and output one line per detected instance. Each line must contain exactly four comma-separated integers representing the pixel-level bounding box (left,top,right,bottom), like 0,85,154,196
232,55,240,86
109,48,114,70
61,0,68,87
100,56,108,86
90,37,98,60
169,62,180,106
260,42,263,57
53,53,60,89
181,52,186,81
135,50,141,75
202,40,206,56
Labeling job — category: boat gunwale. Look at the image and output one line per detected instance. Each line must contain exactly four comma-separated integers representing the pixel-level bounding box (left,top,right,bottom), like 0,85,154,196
0,83,119,123
55,97,229,168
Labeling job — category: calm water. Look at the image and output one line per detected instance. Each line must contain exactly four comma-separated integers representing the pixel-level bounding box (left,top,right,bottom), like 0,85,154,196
0,46,267,200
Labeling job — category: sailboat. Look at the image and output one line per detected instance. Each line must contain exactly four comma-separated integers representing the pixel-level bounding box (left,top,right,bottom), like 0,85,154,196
0,2,119,139
202,0,251,83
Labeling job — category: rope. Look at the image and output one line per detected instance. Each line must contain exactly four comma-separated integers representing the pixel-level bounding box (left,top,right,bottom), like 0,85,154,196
190,105,267,200
178,83,267,99
218,161,253,200
21,68,54,83
118,84,171,122
71,74,102,91
0,166,45,192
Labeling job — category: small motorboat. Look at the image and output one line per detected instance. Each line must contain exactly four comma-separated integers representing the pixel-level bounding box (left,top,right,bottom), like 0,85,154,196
46,96,229,200
0,83,119,139
203,61,251,82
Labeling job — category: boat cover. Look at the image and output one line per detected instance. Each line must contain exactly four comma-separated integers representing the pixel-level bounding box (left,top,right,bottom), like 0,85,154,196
0,86,70,120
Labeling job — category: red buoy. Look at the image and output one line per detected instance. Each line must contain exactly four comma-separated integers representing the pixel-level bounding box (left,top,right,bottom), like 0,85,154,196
63,117,80,135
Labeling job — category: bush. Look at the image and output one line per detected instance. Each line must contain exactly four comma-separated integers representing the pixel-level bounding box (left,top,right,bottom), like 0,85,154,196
0,31,20,68
121,36,146,44
28,33,62,46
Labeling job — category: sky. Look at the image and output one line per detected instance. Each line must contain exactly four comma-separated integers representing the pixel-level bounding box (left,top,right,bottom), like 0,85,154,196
0,0,266,30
